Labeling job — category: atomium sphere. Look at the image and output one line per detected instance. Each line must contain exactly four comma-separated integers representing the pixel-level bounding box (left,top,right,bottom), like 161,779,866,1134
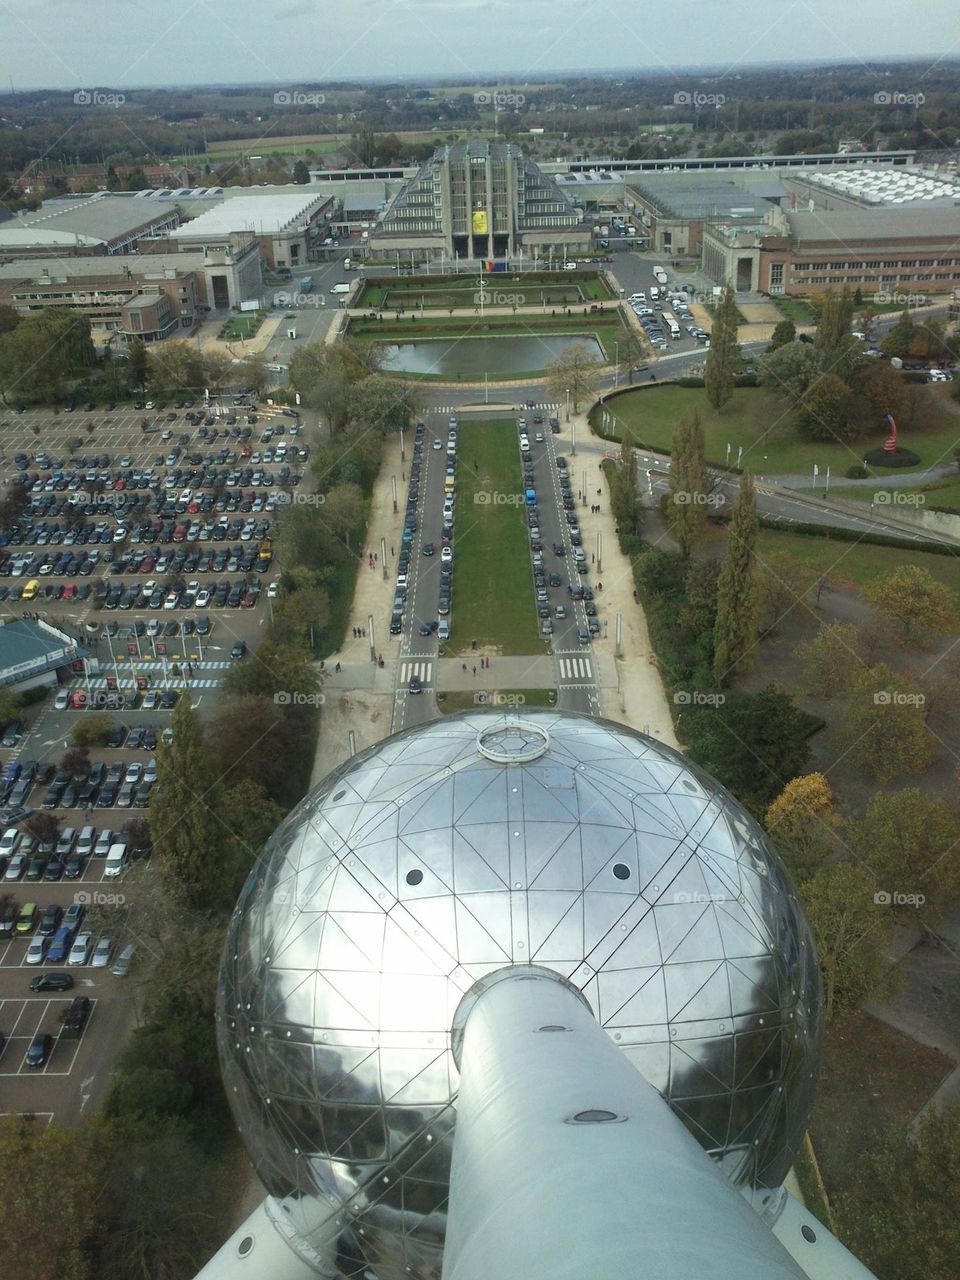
217,711,822,1280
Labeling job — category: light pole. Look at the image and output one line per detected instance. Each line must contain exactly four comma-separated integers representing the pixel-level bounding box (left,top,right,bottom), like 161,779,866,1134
392,475,398,514
381,535,387,581
565,388,570,423
614,340,619,388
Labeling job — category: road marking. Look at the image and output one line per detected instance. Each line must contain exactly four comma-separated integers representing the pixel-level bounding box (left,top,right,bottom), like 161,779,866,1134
399,660,433,683
558,656,593,680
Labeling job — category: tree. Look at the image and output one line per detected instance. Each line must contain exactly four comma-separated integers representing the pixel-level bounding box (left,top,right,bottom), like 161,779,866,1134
863,564,958,643
349,372,419,432
609,437,643,540
237,351,270,396
60,746,90,779
205,695,308,807
0,304,20,335
678,558,720,642
765,773,842,883
223,779,285,855
835,1102,960,1280
222,639,320,703
544,343,603,413
880,308,917,360
801,862,889,1022
69,712,115,748
704,283,741,412
666,413,708,556
23,811,61,848
759,340,823,407
847,789,960,917
289,343,367,432
813,288,858,380
836,665,933,784
795,372,853,442
202,350,232,394
0,1114,104,1280
0,686,21,730
127,336,148,390
755,549,815,634
713,473,759,682
292,159,310,184
150,698,243,913
795,621,863,698
767,319,796,351
854,360,904,424
146,340,205,399
686,686,813,816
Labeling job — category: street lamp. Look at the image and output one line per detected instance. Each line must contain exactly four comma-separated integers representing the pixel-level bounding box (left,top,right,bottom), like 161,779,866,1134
565,388,571,423
614,341,619,388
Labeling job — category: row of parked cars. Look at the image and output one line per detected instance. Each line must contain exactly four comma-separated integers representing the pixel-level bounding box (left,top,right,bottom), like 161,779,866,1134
0,753,158,817
0,822,138,887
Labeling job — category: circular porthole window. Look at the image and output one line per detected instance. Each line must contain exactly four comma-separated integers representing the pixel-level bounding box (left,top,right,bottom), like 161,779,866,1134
405,869,423,886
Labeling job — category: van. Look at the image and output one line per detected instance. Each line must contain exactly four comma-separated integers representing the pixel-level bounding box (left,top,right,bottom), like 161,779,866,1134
104,841,128,878
23,579,39,601
343,257,352,270
47,924,74,965
94,829,113,857
62,995,92,1037
111,943,136,978
76,825,96,857
56,827,77,857
444,476,455,494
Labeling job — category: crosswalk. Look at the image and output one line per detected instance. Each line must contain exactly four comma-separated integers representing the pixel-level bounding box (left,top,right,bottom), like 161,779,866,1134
400,660,433,683
99,658,232,671
557,655,593,681
431,403,560,414
69,675,223,690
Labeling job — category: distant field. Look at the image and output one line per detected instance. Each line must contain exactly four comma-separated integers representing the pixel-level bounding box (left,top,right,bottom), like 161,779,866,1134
206,128,457,153
756,527,960,595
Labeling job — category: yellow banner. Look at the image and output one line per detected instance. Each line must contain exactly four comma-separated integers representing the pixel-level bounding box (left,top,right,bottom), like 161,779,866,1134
472,209,488,235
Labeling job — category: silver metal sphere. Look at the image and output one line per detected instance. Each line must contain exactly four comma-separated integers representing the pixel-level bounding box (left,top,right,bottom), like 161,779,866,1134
217,711,822,1279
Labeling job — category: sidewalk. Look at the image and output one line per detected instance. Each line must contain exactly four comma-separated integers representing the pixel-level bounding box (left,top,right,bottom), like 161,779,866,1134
563,411,680,749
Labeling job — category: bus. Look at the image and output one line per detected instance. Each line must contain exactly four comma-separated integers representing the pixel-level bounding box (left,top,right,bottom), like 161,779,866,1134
653,266,668,285
662,310,681,340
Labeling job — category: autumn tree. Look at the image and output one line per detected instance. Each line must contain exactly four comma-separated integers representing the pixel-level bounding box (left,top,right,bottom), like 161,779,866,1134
704,282,741,412
545,342,603,413
801,862,889,1021
767,318,796,351
847,788,960,917
755,549,815,634
765,773,842,883
813,288,858,380
795,621,864,699
713,473,759,682
879,308,916,360
795,372,853,442
666,412,708,556
863,564,958,643
836,664,933,784
855,360,904,424
760,340,823,406
835,1102,960,1280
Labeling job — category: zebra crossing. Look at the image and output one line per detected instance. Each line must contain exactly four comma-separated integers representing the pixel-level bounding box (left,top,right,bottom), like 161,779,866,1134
431,403,560,414
101,659,232,671
70,675,223,690
557,655,593,682
400,660,433,684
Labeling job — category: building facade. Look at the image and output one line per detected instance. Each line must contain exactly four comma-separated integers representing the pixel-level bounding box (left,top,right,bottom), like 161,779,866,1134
368,142,590,261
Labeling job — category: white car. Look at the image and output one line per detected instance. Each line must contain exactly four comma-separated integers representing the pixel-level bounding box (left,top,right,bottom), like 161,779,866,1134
147,619,161,636
3,853,26,881
91,936,113,968
267,582,279,599
163,592,180,610
440,547,453,565
195,588,211,607
535,432,544,443
928,369,949,383
55,688,70,710
68,932,93,965
432,439,442,450
0,828,19,855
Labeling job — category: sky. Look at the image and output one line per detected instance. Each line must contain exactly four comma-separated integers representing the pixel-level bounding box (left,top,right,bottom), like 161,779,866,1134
0,0,956,91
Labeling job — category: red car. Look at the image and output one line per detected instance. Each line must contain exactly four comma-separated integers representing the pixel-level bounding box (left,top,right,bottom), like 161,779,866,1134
242,589,258,608
139,560,155,574
62,583,78,599
113,478,125,490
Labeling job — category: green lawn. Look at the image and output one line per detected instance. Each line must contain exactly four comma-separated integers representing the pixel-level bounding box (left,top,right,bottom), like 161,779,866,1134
595,385,960,477
438,688,557,713
774,297,817,326
756,527,960,594
357,271,610,309
825,472,960,507
448,419,544,654
220,313,264,340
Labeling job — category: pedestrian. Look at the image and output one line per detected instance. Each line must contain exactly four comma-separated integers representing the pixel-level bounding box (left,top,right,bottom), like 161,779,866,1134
596,504,601,513
473,665,477,677
598,581,603,592
374,553,378,564
633,589,638,602
335,661,341,673
462,663,467,673
352,626,356,639
597,488,601,496
391,544,394,556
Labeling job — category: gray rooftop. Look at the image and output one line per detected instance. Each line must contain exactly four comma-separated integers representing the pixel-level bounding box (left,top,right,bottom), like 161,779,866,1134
0,194,182,247
0,619,79,684
627,174,774,220
786,205,960,246
0,250,218,285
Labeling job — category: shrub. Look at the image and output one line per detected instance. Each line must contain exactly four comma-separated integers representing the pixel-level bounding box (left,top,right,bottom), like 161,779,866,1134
677,376,705,387
845,465,868,479
863,446,921,468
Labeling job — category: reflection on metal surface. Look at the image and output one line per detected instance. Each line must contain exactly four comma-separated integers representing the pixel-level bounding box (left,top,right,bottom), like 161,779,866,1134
217,711,822,1280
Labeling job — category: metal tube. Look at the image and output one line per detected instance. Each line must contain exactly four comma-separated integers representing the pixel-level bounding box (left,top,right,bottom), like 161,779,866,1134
443,969,809,1280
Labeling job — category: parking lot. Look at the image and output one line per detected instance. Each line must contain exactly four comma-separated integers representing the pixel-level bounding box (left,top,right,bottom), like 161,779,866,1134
0,392,312,1120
